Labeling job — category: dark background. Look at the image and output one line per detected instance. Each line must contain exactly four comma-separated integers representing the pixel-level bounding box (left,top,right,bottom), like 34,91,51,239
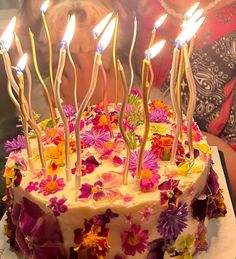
0,0,20,218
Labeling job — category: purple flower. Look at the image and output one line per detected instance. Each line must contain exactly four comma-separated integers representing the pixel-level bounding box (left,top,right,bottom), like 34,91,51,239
191,194,208,221
25,181,39,192
14,169,22,187
157,203,188,241
149,108,169,123
147,238,165,259
63,104,76,118
207,167,219,196
81,156,99,176
93,208,119,225
11,197,66,258
81,128,110,148
158,179,183,206
129,150,158,172
5,135,26,153
48,197,68,216
79,180,105,201
120,224,149,256
15,157,27,171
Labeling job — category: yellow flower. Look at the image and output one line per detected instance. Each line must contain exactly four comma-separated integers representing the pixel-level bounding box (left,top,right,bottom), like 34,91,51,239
193,143,211,155
175,234,194,259
150,123,168,135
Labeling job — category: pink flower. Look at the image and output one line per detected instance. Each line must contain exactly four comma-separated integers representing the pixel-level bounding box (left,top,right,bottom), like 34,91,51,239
39,175,65,196
120,224,149,256
140,169,160,192
25,181,39,192
123,194,135,203
139,207,155,221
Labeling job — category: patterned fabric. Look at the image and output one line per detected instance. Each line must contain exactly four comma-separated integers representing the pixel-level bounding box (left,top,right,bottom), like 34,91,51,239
138,1,236,149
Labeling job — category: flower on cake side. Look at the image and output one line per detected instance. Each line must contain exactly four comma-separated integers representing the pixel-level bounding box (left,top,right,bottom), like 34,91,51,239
11,197,66,258
48,196,68,216
71,209,118,259
191,165,227,221
120,223,149,256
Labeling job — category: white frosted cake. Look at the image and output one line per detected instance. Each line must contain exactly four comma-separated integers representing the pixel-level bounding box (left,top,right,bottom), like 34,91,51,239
3,91,227,259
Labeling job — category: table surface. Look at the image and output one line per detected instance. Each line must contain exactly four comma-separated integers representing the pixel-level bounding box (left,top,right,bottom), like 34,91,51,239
0,147,236,259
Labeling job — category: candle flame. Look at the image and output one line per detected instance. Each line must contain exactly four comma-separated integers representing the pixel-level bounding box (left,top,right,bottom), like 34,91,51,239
184,2,200,19
0,16,16,51
92,12,113,39
62,14,76,47
153,14,167,30
40,0,49,13
176,17,205,47
16,53,28,72
97,18,116,53
145,40,166,60
184,9,204,28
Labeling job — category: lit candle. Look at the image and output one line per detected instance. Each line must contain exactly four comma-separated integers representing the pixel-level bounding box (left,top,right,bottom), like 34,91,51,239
14,33,34,121
92,12,115,138
75,18,116,189
117,59,131,185
16,54,48,177
149,14,167,48
92,12,113,39
183,17,205,160
171,17,205,163
29,28,56,126
128,16,137,93
54,14,76,182
136,40,166,178
147,14,167,99
40,0,55,93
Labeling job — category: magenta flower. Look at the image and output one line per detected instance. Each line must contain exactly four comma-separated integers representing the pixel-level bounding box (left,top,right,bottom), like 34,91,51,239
5,135,26,153
25,181,39,193
129,150,158,173
79,180,105,201
39,175,65,196
157,203,188,241
120,224,149,256
149,108,169,123
81,128,110,148
140,170,160,192
81,156,99,176
11,197,66,258
130,88,141,97
48,197,68,216
158,179,183,206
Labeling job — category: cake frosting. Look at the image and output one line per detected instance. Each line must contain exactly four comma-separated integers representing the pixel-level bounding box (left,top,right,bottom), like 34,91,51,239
3,91,227,259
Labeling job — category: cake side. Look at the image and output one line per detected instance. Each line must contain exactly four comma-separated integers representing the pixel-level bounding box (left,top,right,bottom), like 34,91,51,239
3,94,227,259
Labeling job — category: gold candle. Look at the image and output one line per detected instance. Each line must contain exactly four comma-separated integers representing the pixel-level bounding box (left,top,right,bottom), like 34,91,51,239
54,14,76,182
14,33,34,121
40,0,55,92
75,18,116,189
117,59,131,185
128,16,137,94
29,28,56,126
136,40,166,178
92,13,115,138
16,54,48,177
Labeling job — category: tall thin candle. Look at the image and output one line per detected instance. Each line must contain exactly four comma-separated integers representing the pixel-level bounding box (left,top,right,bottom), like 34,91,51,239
54,14,76,182
75,18,116,189
136,40,166,178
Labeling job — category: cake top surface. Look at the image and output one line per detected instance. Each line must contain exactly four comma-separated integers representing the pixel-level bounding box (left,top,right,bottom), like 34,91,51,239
5,91,212,210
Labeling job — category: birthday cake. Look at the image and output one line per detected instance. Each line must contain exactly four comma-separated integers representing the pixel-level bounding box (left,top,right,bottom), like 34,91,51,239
3,91,227,259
